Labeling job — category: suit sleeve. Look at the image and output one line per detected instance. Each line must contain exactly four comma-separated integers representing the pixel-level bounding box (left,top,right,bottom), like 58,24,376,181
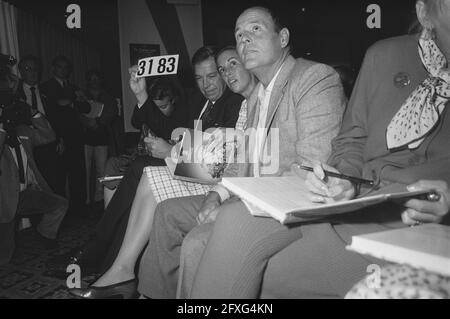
292,63,346,171
327,48,375,178
131,102,147,130
383,159,450,186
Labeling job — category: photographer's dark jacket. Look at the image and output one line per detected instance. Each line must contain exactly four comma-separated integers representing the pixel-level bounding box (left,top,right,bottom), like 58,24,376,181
188,88,244,131
0,116,56,223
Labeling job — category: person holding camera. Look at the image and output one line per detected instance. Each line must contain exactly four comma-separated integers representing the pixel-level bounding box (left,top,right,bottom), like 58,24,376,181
0,88,68,265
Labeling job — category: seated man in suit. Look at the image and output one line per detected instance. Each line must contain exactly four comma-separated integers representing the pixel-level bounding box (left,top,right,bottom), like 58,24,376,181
0,97,68,265
102,76,190,208
57,46,243,276
16,55,59,193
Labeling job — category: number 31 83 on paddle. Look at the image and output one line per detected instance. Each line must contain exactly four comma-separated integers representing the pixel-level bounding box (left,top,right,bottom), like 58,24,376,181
136,54,179,78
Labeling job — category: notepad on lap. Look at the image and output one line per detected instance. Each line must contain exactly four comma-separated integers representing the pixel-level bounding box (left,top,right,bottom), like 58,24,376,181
164,132,220,185
221,177,435,224
346,224,450,276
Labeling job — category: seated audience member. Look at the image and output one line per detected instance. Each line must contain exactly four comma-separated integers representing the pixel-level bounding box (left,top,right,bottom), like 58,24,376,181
40,55,90,213
102,76,188,206
69,46,256,298
0,98,68,265
70,6,346,298
16,55,59,192
183,0,450,299
81,69,118,205
59,46,243,275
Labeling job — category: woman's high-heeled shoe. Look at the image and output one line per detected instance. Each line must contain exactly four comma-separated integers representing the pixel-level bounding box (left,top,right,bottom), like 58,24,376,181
69,279,138,299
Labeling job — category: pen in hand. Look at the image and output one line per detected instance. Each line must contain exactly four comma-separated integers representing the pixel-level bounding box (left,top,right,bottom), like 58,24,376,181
299,163,358,202
300,165,375,187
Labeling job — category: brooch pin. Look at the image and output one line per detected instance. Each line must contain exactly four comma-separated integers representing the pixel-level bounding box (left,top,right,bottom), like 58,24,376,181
394,72,411,88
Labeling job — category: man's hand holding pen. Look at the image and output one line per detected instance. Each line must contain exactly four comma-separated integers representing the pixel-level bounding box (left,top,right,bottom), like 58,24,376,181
301,163,356,203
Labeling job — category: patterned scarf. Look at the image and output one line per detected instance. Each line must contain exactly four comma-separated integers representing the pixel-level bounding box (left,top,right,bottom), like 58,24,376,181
386,29,450,150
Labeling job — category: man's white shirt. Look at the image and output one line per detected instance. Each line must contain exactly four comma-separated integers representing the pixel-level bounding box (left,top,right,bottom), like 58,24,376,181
253,65,283,177
212,64,284,202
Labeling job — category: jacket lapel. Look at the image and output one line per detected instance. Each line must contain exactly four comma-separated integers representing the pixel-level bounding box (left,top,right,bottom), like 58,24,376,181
16,81,26,101
236,84,261,177
4,145,18,173
245,83,262,129
38,84,50,114
264,56,296,130
239,56,297,177
257,57,296,176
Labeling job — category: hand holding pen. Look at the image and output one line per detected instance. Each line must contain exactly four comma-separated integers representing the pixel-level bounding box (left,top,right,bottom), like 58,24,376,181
297,163,358,203
299,164,449,225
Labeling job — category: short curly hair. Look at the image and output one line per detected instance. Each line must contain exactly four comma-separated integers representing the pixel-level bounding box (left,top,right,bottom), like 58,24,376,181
148,77,178,102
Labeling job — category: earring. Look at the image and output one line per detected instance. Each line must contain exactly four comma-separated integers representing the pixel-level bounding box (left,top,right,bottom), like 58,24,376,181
424,23,436,39
429,27,437,39
422,27,431,40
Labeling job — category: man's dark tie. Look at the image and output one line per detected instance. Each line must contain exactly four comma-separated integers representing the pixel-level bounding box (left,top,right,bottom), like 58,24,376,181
30,86,37,110
14,144,26,184
201,100,214,122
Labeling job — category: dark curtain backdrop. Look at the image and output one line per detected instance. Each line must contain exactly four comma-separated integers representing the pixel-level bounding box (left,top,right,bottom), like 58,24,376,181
16,9,100,88
202,0,417,69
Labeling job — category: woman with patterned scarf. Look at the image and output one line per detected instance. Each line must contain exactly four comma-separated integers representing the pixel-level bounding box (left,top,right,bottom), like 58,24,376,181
187,0,450,299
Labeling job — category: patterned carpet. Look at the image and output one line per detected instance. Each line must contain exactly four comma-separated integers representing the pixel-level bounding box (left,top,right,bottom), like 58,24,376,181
0,211,101,299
